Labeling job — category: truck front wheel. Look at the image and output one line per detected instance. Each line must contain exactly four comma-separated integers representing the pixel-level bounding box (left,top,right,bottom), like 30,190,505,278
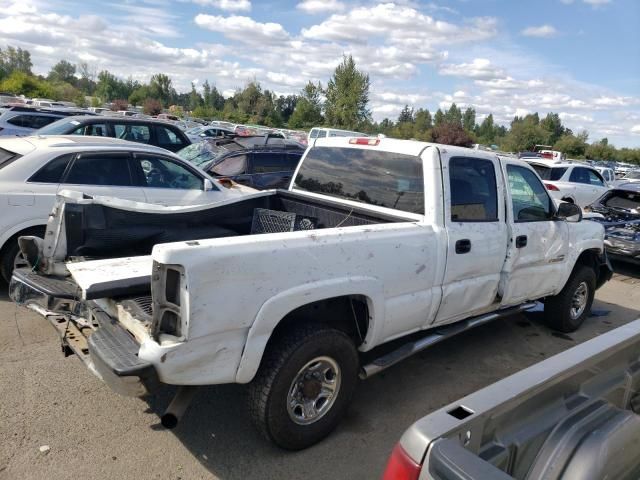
544,266,596,333
247,325,359,450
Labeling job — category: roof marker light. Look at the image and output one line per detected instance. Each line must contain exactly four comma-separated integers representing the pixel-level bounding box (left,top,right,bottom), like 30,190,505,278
349,137,380,146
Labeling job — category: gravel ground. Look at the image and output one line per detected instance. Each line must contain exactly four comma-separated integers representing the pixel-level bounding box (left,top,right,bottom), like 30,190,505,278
1,261,639,480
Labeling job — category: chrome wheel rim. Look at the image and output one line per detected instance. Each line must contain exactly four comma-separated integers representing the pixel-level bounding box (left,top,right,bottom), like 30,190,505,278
570,282,588,320
287,356,341,425
13,251,29,270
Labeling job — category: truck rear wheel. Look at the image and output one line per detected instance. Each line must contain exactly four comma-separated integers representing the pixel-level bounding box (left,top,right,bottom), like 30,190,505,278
247,325,359,450
544,266,596,333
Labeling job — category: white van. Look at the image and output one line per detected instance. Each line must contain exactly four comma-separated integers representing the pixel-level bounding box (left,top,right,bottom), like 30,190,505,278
308,127,368,143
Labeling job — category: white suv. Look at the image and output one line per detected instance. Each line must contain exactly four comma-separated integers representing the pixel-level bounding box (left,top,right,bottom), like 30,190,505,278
527,160,610,208
0,135,252,281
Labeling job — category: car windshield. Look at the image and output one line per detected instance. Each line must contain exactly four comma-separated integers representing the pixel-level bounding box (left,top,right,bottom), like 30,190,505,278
530,165,567,181
623,171,640,179
177,140,240,167
37,118,81,135
603,190,640,212
186,126,204,135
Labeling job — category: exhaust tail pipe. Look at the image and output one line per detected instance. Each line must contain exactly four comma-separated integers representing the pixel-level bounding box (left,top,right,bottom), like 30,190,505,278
161,386,198,429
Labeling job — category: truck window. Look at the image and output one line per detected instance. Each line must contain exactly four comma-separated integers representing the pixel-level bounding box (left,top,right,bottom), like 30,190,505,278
294,146,424,214
449,157,498,221
507,165,553,222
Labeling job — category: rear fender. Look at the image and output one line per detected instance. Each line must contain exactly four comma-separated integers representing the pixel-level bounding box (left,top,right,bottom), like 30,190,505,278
234,276,384,384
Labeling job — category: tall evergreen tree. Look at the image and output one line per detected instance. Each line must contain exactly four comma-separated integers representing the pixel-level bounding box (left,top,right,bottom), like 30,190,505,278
324,55,371,129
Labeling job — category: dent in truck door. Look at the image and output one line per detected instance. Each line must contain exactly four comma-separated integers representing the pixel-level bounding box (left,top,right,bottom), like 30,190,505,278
499,162,569,305
433,154,508,325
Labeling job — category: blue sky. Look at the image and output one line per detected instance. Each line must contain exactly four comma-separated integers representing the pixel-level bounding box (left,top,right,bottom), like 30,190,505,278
2,0,639,146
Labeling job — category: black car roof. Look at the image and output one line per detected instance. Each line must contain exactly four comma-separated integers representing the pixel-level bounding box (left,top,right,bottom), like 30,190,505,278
62,115,182,126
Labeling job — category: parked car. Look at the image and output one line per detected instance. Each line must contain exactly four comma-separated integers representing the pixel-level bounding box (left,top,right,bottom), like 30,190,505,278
184,125,234,143
526,159,610,208
383,319,640,480
178,135,305,189
9,136,611,449
613,169,640,186
0,106,93,136
587,183,640,264
593,165,616,185
0,135,252,281
307,127,367,143
36,116,191,152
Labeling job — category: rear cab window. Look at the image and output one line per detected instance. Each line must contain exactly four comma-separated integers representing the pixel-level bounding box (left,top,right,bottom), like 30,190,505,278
530,164,567,181
293,146,424,215
449,157,498,222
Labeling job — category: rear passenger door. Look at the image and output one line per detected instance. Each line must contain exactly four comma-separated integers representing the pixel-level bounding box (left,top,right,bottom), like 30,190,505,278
249,151,301,189
57,152,146,201
434,153,508,325
111,123,152,146
153,125,188,152
499,161,569,305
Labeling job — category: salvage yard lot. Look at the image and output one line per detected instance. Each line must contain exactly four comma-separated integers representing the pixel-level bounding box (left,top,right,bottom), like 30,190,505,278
1,263,639,480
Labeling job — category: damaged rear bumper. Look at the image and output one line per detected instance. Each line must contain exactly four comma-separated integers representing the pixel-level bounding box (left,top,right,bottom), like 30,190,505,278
9,268,159,397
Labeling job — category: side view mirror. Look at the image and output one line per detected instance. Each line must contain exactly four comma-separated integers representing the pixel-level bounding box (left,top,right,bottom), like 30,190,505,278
203,178,214,191
556,202,582,222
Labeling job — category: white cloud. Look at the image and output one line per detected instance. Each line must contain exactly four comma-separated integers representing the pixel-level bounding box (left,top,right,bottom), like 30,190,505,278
194,14,290,45
631,125,640,135
191,0,251,11
521,24,557,38
296,0,345,14
439,58,505,80
302,4,497,45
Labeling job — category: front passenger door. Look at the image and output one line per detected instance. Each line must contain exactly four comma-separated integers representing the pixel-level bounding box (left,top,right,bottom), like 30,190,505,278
499,162,569,305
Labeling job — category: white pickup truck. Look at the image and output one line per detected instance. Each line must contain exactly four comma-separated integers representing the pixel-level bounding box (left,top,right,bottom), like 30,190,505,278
10,137,612,450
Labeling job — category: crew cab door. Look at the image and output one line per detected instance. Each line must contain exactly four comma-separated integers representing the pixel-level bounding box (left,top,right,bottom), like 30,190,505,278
433,152,508,325
499,161,569,305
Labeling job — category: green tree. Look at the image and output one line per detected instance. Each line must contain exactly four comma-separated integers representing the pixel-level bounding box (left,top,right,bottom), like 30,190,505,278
189,82,202,112
398,105,414,123
502,115,549,151
289,81,323,128
324,55,371,129
0,71,52,97
128,86,151,106
586,137,617,160
149,73,174,107
540,112,565,145
462,107,476,132
95,70,120,102
0,46,32,78
445,103,462,127
414,108,432,132
476,114,496,144
433,109,445,127
47,60,76,84
553,132,588,158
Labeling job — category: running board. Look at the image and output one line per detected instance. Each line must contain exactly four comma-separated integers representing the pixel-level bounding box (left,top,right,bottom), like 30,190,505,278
359,303,537,379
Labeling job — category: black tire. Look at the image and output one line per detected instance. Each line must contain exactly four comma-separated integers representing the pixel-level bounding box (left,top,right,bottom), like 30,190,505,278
544,266,596,333
247,324,359,450
0,227,45,283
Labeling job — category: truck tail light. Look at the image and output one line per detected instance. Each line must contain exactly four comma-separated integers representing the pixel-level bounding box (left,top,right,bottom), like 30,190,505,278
544,182,560,191
382,443,422,480
349,137,380,146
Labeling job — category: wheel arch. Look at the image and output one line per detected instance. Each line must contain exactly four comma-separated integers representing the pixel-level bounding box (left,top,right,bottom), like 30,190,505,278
235,277,384,384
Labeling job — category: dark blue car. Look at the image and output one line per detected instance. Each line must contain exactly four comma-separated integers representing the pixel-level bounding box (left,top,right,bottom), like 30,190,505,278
177,136,305,190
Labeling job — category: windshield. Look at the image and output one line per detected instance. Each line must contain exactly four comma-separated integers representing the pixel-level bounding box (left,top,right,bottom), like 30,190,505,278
177,141,234,167
623,171,640,180
294,146,424,214
37,118,81,135
603,190,640,212
530,165,567,181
